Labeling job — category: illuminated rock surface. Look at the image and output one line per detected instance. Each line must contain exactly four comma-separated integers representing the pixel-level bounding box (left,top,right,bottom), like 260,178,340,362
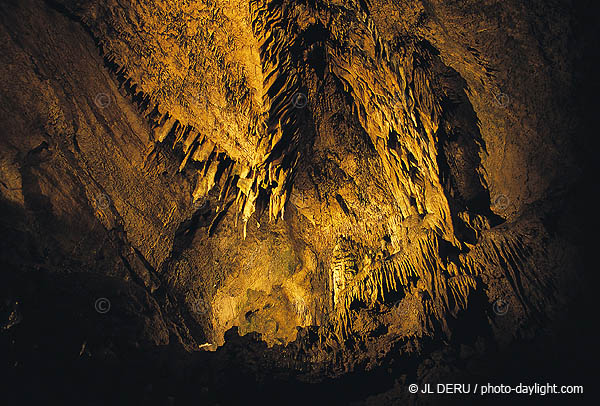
0,0,593,404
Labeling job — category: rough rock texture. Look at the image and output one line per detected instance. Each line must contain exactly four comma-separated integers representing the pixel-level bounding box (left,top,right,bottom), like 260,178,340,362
0,0,594,404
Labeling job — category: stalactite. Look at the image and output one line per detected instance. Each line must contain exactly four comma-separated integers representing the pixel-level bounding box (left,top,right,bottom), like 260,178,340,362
328,221,541,340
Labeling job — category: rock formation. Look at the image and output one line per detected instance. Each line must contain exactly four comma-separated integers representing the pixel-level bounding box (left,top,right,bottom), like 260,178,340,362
0,0,594,404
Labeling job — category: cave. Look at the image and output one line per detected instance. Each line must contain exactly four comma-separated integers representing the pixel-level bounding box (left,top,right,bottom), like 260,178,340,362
0,0,594,404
